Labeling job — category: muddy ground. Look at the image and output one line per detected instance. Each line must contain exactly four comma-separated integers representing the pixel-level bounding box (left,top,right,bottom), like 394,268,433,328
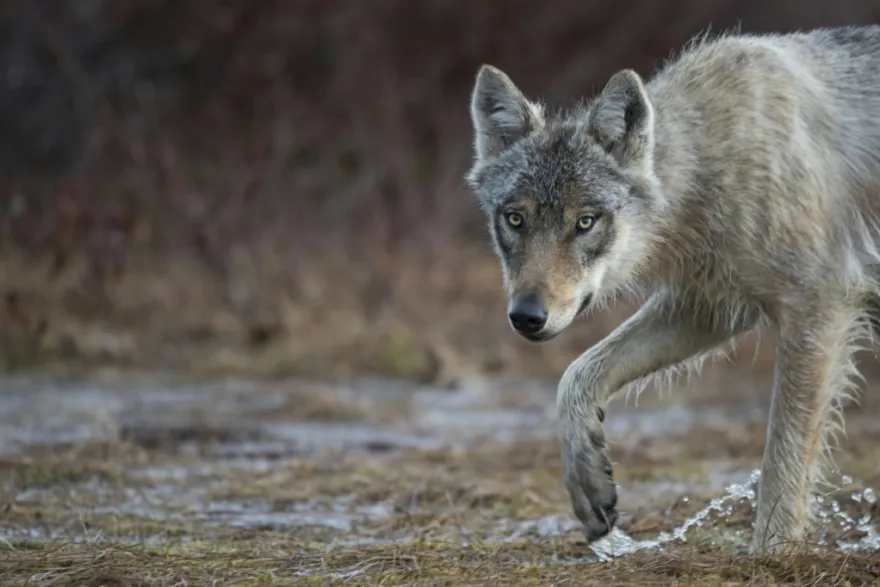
1,362,879,586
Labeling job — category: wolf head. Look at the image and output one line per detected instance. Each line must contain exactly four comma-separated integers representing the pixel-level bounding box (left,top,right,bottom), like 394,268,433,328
466,65,664,342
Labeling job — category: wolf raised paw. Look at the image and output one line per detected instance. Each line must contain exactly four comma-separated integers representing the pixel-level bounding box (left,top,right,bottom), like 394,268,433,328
561,424,618,541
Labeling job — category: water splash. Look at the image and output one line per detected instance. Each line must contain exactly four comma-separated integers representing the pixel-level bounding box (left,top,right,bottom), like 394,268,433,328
834,483,880,552
588,469,880,561
589,469,761,561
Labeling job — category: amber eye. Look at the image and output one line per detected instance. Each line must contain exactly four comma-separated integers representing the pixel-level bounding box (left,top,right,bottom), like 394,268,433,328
576,215,596,232
506,212,523,228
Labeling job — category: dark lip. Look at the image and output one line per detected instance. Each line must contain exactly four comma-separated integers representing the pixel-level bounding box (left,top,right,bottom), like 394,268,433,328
514,329,556,343
576,293,594,317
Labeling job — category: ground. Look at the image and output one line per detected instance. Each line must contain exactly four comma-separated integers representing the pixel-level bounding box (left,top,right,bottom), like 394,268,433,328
1,359,879,586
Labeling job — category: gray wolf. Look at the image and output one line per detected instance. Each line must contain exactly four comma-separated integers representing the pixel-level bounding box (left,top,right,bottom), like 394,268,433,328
465,25,880,553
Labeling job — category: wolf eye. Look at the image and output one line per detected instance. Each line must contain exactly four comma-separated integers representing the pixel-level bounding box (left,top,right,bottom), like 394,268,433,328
506,212,523,228
576,215,596,232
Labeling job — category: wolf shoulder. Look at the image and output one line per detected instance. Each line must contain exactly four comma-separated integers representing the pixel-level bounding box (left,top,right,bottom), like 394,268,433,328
653,25,880,106
649,27,880,192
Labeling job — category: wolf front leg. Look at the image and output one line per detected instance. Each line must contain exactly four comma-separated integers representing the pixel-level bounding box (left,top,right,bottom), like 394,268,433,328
556,292,758,542
752,306,859,554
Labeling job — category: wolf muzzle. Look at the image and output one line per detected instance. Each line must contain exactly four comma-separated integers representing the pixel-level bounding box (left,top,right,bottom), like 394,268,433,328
508,294,548,335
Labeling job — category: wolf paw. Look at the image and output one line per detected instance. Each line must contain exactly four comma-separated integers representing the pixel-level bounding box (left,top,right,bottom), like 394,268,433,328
561,419,619,542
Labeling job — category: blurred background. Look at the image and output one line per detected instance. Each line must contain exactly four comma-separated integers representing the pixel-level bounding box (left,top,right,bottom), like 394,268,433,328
3,0,880,387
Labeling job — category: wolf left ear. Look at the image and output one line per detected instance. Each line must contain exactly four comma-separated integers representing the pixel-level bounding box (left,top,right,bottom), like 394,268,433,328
587,69,655,173
470,65,545,162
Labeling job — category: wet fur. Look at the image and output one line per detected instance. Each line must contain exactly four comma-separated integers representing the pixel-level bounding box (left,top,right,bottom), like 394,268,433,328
465,25,880,553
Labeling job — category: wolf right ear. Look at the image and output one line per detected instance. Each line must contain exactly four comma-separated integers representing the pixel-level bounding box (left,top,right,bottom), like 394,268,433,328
588,69,655,174
470,65,545,162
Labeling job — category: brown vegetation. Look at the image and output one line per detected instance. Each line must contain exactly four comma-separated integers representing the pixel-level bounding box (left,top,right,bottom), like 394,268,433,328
2,1,880,381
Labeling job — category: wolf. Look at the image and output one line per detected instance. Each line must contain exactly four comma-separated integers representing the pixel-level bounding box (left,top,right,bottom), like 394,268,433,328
465,25,880,553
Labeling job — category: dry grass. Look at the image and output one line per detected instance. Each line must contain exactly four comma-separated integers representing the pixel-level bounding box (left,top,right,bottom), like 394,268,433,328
3,541,879,586
2,374,879,586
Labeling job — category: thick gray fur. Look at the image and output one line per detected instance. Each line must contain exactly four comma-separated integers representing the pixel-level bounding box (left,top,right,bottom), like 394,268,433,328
465,25,880,553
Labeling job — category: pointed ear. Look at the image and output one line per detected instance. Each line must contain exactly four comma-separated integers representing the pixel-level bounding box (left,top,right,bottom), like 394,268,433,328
587,69,655,173
470,64,545,162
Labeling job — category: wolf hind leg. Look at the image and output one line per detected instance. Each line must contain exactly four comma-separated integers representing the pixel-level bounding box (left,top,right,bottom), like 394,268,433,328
753,302,866,553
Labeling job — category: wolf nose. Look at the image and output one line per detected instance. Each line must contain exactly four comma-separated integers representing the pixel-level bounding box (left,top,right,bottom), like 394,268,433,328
508,295,548,334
